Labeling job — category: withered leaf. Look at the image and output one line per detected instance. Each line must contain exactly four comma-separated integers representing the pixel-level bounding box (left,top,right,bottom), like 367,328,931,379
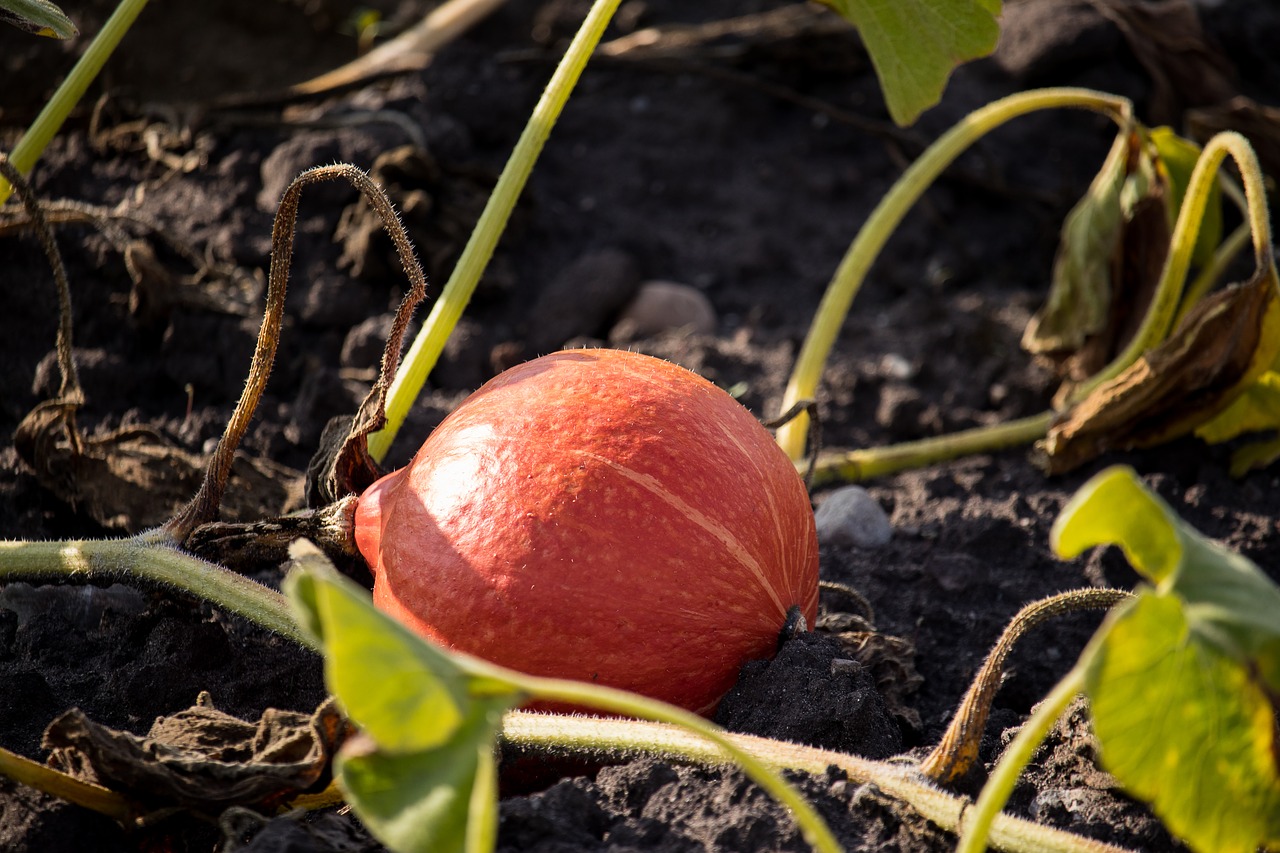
1022,126,1134,356
1038,263,1280,474
1052,186,1170,400
14,404,302,533
43,694,350,814
304,413,385,508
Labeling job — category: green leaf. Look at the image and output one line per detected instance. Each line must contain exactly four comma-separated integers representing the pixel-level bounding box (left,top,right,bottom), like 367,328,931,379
1195,370,1280,445
287,567,465,753
1086,593,1280,853
1150,127,1223,271
0,0,77,38
285,557,524,853
818,0,1001,126
1021,126,1132,355
1052,466,1280,853
338,710,506,853
1051,465,1181,582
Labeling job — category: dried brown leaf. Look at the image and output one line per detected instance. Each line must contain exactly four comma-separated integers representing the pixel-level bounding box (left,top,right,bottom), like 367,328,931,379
43,694,350,814
1039,263,1280,473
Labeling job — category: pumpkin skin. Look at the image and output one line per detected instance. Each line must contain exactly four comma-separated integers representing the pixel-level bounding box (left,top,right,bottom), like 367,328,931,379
354,349,819,715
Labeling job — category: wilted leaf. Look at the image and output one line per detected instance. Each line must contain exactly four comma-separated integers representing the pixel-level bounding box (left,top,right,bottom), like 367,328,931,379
817,0,1001,126
1052,466,1280,853
1022,128,1134,357
1038,263,1280,474
1052,181,1171,398
285,559,523,853
0,0,76,38
42,694,348,813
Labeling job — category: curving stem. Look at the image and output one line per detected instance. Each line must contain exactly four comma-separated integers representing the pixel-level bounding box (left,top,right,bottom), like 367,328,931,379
775,88,1134,461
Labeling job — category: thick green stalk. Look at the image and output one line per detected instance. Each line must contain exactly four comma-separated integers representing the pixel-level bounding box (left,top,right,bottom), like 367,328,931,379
957,662,1089,853
1065,131,1274,403
0,538,311,647
367,0,622,462
0,0,151,205
502,711,1132,853
776,88,1132,460
806,410,1054,487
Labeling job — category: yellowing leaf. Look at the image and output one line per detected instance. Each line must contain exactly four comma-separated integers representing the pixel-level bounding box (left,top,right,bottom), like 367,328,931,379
1050,465,1181,583
818,0,1001,126
1087,593,1280,853
1195,370,1280,444
1054,467,1280,853
1039,263,1280,473
1227,433,1280,478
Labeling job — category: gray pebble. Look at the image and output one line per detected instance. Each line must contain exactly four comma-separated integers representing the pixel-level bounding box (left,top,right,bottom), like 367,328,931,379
815,486,893,549
525,249,641,353
609,280,717,341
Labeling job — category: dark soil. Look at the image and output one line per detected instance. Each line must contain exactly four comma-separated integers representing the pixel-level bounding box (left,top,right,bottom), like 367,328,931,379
2,0,1278,850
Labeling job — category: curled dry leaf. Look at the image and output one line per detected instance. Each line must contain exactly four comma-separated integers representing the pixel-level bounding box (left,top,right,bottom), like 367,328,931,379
42,694,350,814
1038,263,1280,474
1051,184,1170,402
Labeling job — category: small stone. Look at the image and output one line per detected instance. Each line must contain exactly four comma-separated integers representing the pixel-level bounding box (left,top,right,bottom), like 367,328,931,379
609,280,716,341
815,486,893,549
525,249,641,353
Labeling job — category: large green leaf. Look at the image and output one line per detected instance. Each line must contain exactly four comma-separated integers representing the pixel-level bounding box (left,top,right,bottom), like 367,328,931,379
0,0,76,38
818,0,1001,126
285,548,524,853
1087,594,1280,853
339,710,505,853
1052,466,1280,853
